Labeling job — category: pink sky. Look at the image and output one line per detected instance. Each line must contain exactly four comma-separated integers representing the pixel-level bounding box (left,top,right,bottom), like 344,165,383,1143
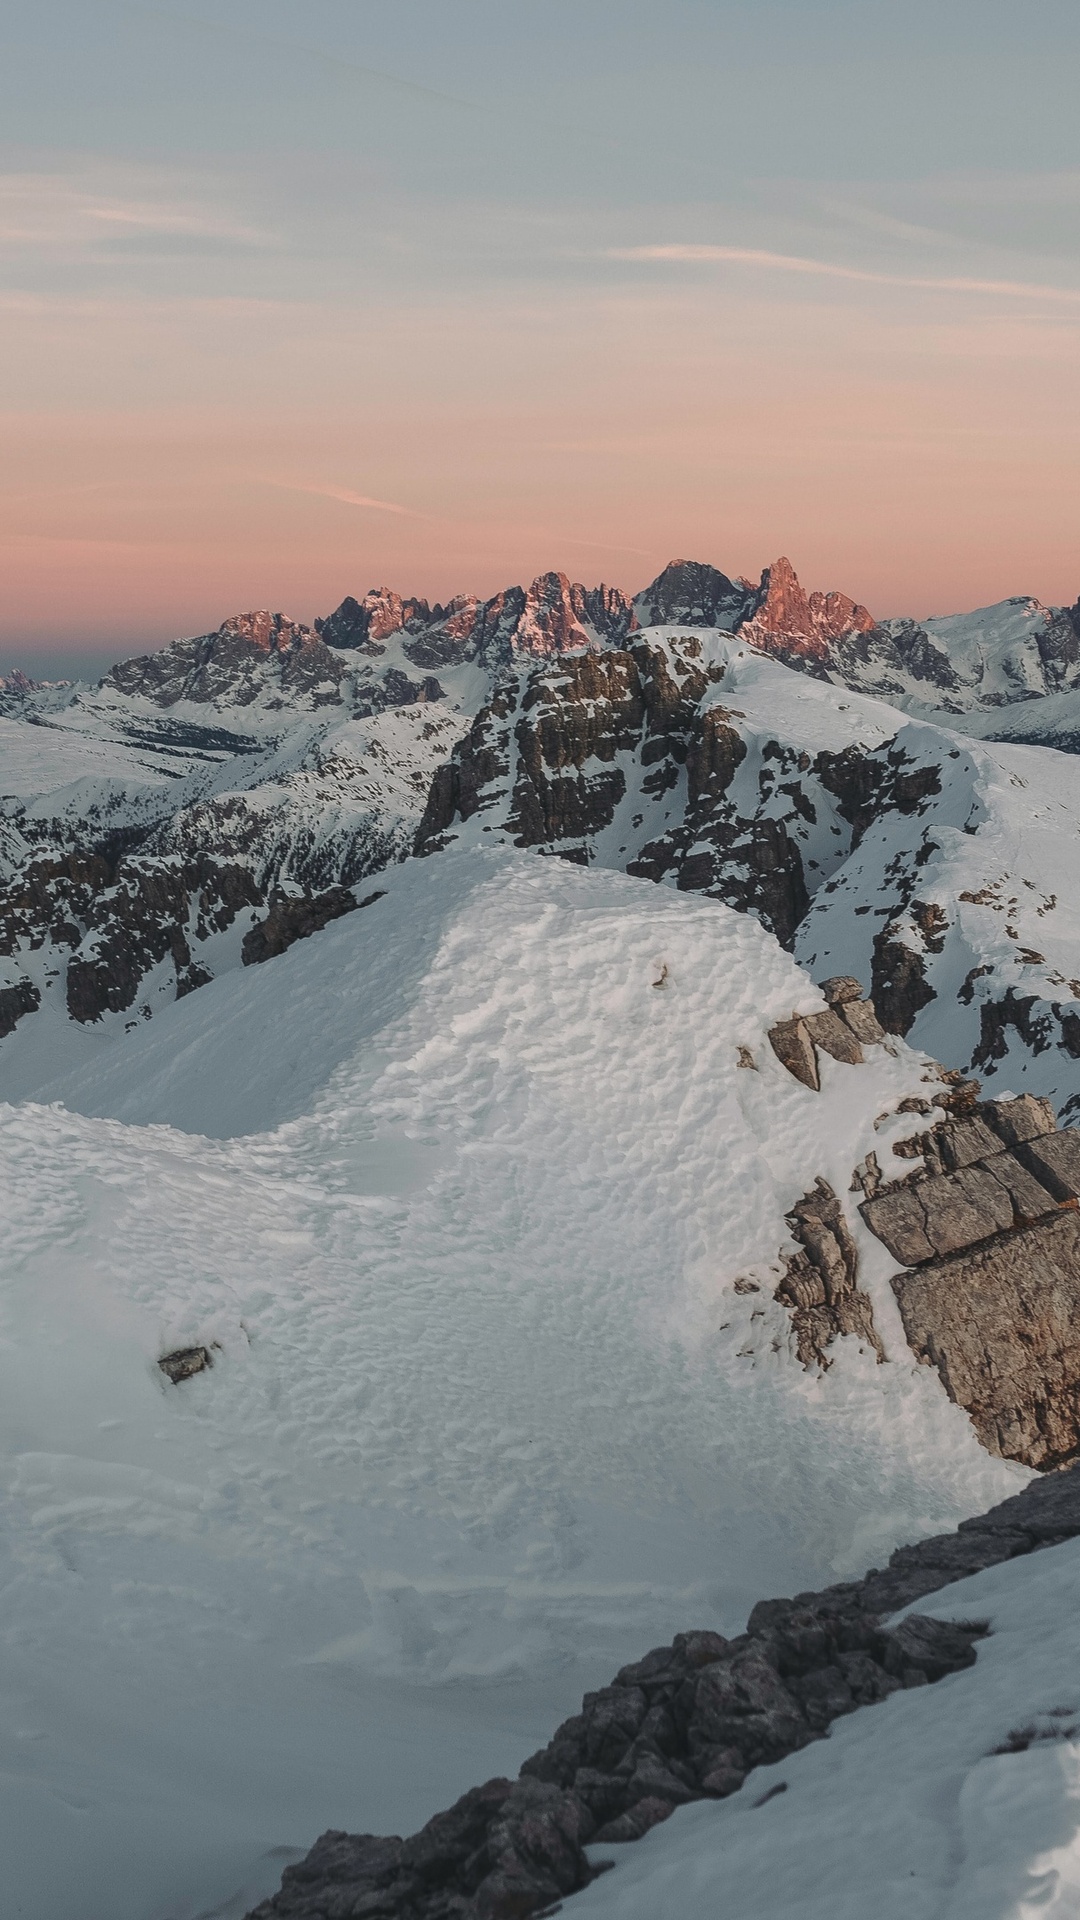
4,160,1080,662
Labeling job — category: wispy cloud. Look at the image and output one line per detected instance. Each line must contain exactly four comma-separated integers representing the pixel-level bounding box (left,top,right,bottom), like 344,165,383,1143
263,480,424,518
0,173,274,251
608,244,1080,304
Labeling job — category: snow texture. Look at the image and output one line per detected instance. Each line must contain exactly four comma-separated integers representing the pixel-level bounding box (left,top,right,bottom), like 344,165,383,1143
0,850,1024,1919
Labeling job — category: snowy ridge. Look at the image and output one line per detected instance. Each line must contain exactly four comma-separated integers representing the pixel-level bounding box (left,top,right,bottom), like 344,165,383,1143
0,851,1025,1918
7,553,1080,1918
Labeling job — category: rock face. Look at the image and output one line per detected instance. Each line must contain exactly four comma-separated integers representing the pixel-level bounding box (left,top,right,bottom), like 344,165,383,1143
765,1001,1080,1453
776,1178,884,1369
855,1094,1080,1468
766,983,883,1092
415,633,872,948
241,886,382,965
245,1466,1080,1920
105,612,350,711
894,1213,1080,1468
0,975,40,1037
739,557,878,665
1,850,262,1024
314,573,637,672
631,559,751,632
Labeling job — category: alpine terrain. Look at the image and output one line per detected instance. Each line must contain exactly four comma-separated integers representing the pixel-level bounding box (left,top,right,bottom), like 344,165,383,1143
5,554,1080,1918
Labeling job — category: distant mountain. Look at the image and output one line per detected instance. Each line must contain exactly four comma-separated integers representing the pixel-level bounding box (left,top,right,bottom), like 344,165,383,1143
4,551,1080,1105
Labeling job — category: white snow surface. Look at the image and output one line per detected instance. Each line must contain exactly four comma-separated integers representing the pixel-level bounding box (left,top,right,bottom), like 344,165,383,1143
572,1537,1080,1920
0,849,1026,1919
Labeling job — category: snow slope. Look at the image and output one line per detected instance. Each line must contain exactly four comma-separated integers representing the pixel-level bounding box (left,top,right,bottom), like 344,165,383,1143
569,1535,1080,1920
794,723,1080,1113
0,850,1024,1920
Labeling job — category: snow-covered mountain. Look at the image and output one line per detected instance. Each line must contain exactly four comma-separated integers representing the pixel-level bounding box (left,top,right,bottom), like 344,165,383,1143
6,557,1080,1108
7,554,1080,1916
0,849,1036,1918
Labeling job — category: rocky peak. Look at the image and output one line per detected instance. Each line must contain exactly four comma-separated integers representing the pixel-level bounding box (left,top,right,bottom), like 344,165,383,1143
104,610,346,710
740,557,877,662
0,667,36,694
515,571,598,657
315,589,433,653
216,611,316,654
633,559,750,632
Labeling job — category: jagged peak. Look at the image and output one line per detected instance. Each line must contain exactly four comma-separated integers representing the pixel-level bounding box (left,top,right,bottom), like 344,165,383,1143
632,558,749,632
217,610,318,652
740,556,877,660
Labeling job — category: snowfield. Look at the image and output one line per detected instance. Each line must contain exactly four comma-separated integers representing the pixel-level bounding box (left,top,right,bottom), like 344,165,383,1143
0,850,1027,1920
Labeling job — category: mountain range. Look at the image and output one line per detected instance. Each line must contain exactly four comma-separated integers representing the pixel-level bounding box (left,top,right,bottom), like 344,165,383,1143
6,554,1080,1919
5,554,1080,1109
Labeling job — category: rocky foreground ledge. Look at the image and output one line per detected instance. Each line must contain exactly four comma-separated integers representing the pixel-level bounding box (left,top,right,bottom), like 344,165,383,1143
246,1467,1080,1920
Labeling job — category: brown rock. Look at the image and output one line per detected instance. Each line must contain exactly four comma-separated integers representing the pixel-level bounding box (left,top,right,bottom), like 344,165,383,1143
918,1167,1014,1256
159,1345,213,1384
860,1189,936,1267
985,1094,1056,1148
819,975,863,1004
740,557,876,663
804,1007,863,1066
938,1114,1007,1170
839,999,886,1045
768,1017,820,1091
1015,1129,1080,1202
892,1209,1080,1467
779,1179,883,1366
980,1152,1056,1224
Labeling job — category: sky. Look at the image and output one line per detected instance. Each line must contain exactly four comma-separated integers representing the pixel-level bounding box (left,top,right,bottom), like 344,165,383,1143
4,0,1080,675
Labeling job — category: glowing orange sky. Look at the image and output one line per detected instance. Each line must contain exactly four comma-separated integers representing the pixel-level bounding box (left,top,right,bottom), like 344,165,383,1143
5,275,1079,658
3,3,1080,666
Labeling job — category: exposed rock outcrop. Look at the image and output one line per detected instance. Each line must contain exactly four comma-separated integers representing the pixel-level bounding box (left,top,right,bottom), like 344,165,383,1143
766,980,883,1091
739,556,878,666
246,1467,1080,1920
894,1213,1080,1468
158,1345,213,1384
313,574,637,674
0,975,40,1038
241,886,383,965
105,612,350,711
415,636,852,946
857,1094,1080,1468
776,1178,884,1369
765,1000,1080,1453
631,558,750,632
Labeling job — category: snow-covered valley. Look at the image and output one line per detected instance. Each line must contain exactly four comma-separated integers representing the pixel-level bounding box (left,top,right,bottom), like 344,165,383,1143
6,558,1080,1917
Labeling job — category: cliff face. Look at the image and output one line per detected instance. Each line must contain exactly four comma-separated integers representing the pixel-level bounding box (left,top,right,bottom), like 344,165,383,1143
414,632,972,955
104,611,351,711
738,556,878,665
314,571,637,669
765,987,1080,1474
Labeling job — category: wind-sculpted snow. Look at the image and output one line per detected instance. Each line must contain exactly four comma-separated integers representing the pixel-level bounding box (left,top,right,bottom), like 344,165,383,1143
0,853,1024,1918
